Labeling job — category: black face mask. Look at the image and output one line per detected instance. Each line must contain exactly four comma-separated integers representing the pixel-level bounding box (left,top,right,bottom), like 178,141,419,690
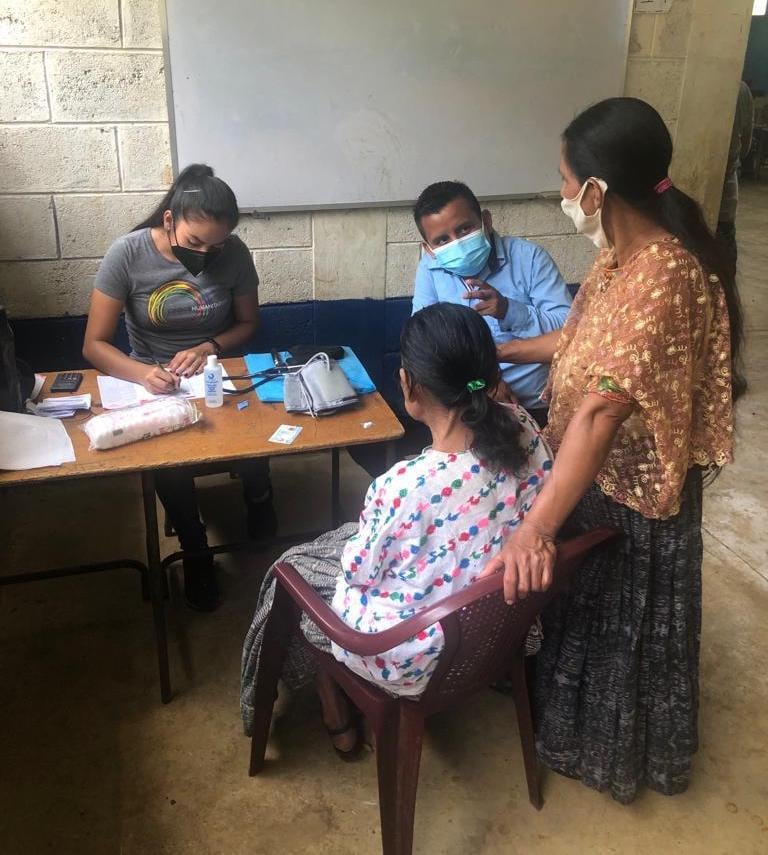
168,224,221,277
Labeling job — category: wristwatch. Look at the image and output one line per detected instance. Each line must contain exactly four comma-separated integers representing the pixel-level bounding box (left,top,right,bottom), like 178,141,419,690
206,337,223,357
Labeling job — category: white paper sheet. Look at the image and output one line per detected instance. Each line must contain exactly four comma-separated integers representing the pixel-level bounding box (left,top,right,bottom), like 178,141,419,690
0,410,76,470
96,370,234,410
95,376,139,409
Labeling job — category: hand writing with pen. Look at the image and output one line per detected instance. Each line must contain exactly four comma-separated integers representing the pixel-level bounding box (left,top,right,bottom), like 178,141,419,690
140,343,215,395
142,363,180,395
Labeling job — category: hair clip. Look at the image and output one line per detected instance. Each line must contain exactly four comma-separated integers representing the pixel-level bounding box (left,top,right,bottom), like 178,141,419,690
466,379,486,392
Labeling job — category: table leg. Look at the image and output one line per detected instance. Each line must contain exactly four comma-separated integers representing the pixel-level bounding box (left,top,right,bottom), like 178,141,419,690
141,470,172,703
331,447,340,529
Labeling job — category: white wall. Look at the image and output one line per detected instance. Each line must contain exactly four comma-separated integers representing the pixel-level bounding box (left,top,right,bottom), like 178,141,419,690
0,0,754,318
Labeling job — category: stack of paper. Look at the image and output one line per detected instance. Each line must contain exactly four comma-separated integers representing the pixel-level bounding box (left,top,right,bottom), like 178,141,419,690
28,394,92,419
31,373,46,400
0,410,76,470
96,371,235,410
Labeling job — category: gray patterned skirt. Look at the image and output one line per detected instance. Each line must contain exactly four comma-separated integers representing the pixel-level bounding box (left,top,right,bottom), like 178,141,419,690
240,525,356,736
535,467,703,804
240,522,544,736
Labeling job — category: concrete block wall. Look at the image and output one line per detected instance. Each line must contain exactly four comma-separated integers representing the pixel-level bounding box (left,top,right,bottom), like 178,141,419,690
382,198,592,301
0,0,754,320
0,0,169,317
626,0,755,224
626,0,693,140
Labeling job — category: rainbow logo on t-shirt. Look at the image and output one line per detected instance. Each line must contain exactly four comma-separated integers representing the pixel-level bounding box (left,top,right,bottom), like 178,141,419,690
147,280,211,327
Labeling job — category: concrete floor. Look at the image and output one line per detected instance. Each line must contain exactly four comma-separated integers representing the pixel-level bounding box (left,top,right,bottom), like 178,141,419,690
1,184,767,855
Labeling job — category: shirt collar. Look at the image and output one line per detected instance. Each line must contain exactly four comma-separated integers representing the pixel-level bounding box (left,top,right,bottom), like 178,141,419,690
424,230,507,274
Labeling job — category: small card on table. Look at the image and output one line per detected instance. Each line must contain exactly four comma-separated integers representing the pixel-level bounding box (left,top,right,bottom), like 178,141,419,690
268,424,303,445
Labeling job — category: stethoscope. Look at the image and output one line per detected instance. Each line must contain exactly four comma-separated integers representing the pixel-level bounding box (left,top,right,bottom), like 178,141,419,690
224,365,305,395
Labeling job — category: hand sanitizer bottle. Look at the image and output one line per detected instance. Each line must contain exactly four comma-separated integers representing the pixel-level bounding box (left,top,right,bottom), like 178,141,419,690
203,354,223,408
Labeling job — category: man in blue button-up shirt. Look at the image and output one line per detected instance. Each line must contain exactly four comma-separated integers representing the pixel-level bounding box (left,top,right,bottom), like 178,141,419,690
412,181,572,424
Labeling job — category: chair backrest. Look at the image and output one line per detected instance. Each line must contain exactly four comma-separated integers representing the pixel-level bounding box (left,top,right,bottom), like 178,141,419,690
417,528,618,713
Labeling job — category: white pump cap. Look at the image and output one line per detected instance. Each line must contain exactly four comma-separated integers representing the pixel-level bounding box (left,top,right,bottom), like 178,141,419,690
206,354,218,368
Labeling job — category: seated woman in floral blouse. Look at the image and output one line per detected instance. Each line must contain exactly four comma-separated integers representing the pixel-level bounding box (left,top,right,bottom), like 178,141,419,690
241,303,552,756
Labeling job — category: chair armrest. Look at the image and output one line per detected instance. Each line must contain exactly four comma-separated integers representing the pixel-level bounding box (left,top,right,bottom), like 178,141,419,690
274,560,507,657
274,527,620,658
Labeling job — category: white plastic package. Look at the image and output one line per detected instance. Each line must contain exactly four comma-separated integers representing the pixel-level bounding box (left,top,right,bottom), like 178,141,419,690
83,397,202,451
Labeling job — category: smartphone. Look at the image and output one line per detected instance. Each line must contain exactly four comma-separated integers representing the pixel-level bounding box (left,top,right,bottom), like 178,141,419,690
50,372,84,393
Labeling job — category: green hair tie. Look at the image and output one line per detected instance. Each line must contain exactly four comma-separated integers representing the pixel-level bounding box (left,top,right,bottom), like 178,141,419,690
466,379,486,393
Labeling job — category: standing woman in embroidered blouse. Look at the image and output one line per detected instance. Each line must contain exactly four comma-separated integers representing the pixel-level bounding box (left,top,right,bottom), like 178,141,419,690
486,98,745,803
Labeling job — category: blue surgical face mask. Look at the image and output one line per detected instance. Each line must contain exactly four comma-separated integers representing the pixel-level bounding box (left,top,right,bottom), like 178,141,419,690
431,227,492,278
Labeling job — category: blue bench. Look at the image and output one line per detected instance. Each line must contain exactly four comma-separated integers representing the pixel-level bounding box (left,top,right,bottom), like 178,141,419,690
13,285,577,406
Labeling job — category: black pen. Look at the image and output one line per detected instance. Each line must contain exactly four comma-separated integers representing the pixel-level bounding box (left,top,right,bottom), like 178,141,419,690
132,331,180,389
151,355,179,385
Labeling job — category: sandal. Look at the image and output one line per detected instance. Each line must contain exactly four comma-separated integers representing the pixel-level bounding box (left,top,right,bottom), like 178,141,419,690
324,716,363,762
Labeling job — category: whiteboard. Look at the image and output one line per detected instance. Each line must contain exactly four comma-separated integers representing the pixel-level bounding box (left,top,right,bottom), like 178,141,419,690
163,1,632,211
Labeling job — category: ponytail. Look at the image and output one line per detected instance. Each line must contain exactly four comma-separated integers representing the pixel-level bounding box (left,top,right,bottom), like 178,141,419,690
563,97,746,402
400,303,529,475
655,186,746,400
133,163,240,232
461,388,529,474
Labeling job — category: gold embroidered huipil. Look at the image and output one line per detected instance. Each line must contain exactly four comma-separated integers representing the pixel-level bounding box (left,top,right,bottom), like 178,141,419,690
544,239,734,519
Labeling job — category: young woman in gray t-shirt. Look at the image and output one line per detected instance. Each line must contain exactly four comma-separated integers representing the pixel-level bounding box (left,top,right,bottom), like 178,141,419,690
84,164,275,611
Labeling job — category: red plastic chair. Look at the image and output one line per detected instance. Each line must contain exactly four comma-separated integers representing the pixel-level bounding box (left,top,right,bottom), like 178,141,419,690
248,528,619,855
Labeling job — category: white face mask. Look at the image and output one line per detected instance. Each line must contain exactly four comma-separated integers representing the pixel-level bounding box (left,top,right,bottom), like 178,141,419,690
561,178,610,249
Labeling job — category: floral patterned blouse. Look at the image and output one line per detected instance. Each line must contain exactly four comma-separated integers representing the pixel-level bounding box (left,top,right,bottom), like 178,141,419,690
544,238,734,520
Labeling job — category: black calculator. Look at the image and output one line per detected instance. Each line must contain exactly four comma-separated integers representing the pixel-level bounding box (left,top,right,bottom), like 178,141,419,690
50,372,83,393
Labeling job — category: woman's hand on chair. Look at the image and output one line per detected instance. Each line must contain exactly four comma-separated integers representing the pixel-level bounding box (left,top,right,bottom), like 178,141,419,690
481,522,556,605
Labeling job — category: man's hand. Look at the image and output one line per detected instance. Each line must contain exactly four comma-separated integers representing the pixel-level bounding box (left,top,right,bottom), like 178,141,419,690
462,279,509,320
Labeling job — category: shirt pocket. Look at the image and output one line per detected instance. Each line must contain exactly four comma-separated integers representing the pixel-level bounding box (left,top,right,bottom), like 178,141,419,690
485,315,503,340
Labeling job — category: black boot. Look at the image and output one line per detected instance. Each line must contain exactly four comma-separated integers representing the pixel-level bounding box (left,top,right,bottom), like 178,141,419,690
179,526,219,612
183,550,219,612
245,486,278,542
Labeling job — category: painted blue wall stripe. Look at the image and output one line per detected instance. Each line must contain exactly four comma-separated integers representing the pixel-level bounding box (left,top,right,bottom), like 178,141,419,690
11,285,578,405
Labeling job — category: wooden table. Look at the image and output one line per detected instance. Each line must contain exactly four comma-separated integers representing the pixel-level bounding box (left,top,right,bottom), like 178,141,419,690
0,358,404,702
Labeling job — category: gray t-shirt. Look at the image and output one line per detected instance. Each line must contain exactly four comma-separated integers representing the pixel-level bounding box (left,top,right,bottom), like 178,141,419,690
94,227,258,362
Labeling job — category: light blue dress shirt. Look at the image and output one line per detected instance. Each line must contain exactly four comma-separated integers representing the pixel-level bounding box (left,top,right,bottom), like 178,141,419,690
412,233,572,409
